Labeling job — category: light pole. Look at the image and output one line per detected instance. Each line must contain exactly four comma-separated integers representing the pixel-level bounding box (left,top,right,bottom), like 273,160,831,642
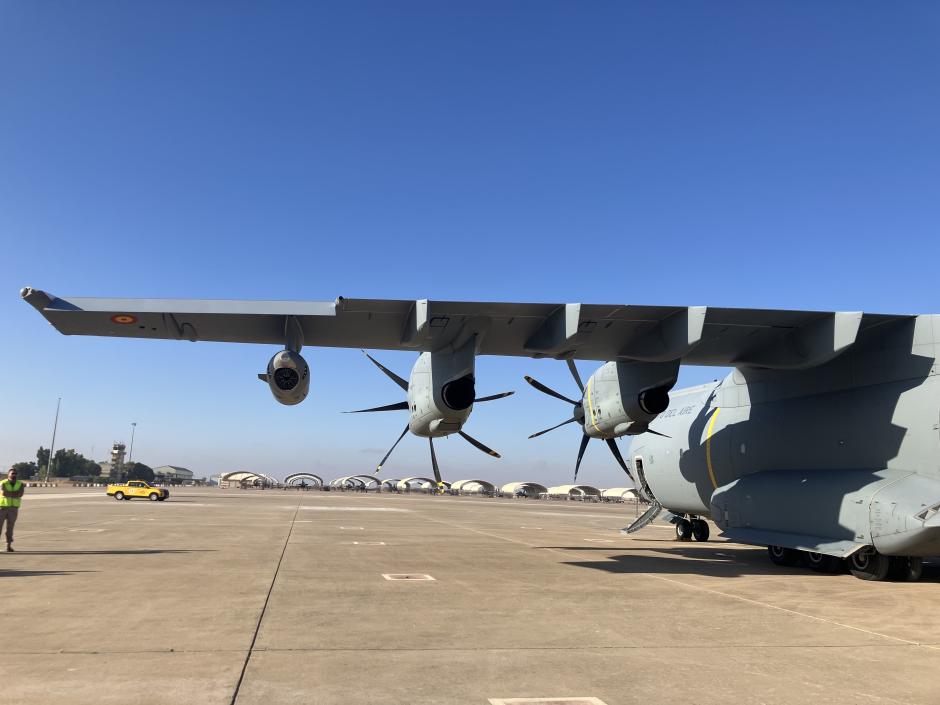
128,422,137,463
45,398,61,482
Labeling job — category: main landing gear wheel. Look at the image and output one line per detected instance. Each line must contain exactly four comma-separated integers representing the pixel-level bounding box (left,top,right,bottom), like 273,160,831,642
691,519,710,542
675,518,693,541
889,556,924,582
113,491,124,501
767,545,801,567
848,547,891,581
805,552,842,574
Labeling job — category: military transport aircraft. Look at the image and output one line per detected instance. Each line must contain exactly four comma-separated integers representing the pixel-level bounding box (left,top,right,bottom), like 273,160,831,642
21,288,940,582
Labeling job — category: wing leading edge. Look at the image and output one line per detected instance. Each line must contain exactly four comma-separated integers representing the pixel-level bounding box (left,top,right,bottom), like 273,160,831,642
21,287,910,370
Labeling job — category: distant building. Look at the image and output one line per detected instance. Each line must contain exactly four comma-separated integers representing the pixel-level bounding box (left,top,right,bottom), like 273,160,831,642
153,465,194,483
108,442,126,478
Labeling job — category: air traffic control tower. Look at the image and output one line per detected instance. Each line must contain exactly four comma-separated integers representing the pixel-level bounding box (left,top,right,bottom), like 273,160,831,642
108,442,126,479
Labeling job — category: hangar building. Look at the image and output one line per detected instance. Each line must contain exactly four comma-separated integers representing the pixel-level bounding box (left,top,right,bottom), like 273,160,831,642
153,465,194,483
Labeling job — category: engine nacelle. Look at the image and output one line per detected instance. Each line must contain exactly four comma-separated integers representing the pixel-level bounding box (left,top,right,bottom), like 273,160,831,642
408,337,477,436
583,360,679,438
260,350,310,405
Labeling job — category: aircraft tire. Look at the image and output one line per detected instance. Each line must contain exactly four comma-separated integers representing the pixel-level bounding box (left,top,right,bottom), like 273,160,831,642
888,556,924,582
767,545,801,567
675,519,693,541
805,552,842,574
848,547,891,581
691,519,710,542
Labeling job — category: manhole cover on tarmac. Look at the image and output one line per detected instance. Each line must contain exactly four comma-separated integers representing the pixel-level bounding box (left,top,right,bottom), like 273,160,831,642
382,573,435,581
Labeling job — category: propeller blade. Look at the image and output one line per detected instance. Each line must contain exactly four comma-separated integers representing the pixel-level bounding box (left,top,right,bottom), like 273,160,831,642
524,376,579,405
573,433,590,483
344,401,409,413
375,425,410,473
605,438,635,483
566,360,584,393
473,391,515,403
361,350,408,391
457,431,501,458
528,417,578,439
645,428,672,438
429,437,442,484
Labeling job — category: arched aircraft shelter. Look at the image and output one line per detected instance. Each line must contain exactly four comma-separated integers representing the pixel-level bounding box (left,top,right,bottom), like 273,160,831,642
284,473,323,488
451,479,497,495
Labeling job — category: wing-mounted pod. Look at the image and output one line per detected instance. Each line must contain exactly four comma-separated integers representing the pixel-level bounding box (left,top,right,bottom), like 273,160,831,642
258,315,310,405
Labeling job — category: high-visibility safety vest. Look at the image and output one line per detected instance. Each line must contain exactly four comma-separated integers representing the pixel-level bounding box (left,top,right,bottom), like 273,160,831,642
0,480,23,508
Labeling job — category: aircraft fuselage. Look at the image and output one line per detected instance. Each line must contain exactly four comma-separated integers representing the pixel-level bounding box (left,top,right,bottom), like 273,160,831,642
631,314,940,558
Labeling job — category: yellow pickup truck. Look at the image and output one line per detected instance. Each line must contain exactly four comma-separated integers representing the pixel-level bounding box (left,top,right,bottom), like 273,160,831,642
106,480,169,502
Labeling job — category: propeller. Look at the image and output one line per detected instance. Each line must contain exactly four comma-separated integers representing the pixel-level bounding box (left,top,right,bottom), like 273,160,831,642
525,361,669,484
348,350,512,483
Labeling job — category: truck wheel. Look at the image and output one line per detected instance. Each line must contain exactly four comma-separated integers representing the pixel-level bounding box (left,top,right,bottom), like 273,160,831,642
114,491,125,501
149,493,159,501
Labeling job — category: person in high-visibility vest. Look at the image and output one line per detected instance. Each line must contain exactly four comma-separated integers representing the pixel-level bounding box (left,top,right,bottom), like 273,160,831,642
0,467,25,552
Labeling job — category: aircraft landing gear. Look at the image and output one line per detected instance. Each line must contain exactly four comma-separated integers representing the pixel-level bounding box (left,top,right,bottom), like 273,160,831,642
767,545,801,567
767,545,925,581
848,547,891,581
675,516,710,542
675,518,693,541
805,551,842,574
691,519,710,542
889,556,924,582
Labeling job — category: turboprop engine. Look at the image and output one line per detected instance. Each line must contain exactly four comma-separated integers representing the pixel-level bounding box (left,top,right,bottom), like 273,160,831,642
345,337,513,486
580,360,678,438
258,349,310,405
525,359,679,483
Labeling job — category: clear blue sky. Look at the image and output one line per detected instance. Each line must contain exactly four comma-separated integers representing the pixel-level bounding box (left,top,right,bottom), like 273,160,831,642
1,2,938,487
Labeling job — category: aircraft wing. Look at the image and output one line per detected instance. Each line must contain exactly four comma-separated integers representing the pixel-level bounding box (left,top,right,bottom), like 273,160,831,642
21,287,910,369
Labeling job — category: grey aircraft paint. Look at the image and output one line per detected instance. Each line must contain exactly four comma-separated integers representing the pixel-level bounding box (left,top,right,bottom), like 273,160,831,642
20,287,939,580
